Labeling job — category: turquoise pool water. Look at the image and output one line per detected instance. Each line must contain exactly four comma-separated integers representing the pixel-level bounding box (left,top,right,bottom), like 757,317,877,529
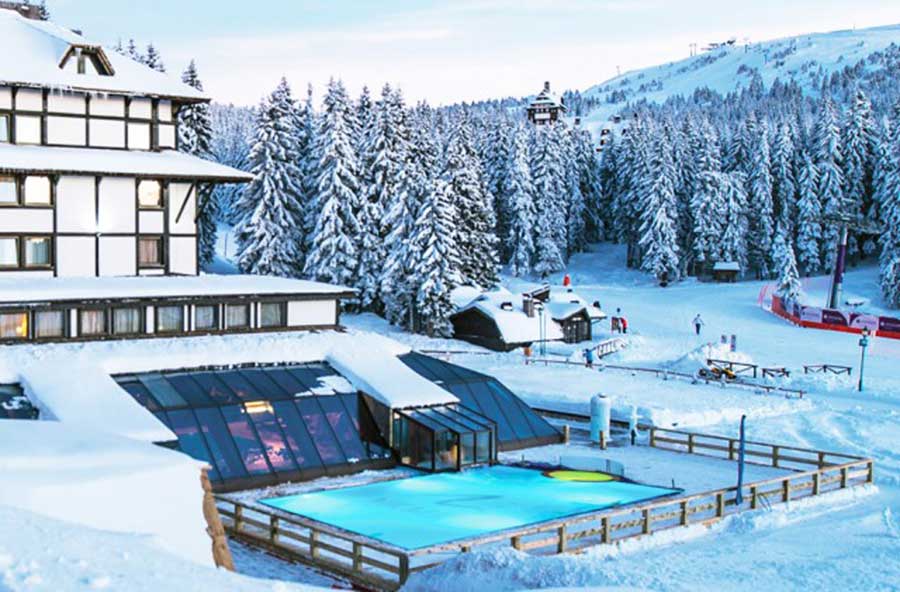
261,465,679,549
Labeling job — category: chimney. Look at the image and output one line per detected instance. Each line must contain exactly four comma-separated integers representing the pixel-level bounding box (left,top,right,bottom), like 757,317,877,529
523,296,535,318
543,81,551,93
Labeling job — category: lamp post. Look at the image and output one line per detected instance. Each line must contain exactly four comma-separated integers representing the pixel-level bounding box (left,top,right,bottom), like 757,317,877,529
537,304,546,356
858,327,870,392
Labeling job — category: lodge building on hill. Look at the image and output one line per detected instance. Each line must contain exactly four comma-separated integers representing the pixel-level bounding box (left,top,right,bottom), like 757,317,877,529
526,81,566,125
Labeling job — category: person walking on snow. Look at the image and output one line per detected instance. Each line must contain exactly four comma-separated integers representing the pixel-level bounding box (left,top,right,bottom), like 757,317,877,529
584,348,594,368
563,273,571,288
693,314,705,336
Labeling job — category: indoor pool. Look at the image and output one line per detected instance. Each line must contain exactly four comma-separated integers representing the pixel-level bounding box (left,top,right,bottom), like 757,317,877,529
261,465,679,550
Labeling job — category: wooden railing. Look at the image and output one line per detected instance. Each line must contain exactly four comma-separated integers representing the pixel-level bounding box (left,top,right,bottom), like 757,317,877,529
216,498,410,591
804,364,852,376
707,358,758,378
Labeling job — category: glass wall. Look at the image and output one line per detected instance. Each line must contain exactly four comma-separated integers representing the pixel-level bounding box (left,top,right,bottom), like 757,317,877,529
115,363,391,488
400,352,562,450
393,404,496,472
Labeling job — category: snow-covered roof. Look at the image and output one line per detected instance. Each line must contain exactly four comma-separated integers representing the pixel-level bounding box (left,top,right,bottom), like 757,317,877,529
0,144,253,182
0,274,353,305
450,285,482,309
548,288,607,321
328,347,458,409
713,261,741,271
528,82,565,111
0,8,207,101
455,287,564,344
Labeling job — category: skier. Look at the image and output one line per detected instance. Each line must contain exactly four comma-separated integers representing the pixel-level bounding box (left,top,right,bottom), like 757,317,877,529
584,348,595,368
693,314,705,336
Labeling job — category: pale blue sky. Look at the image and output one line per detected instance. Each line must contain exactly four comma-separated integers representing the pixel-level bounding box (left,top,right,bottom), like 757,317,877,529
47,0,900,106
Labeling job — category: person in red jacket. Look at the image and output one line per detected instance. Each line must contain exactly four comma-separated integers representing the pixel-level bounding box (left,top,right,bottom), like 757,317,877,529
620,316,628,334
563,273,571,287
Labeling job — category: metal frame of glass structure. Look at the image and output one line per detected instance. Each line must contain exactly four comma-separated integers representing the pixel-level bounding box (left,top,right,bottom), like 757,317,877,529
114,363,393,491
392,404,496,472
0,383,38,419
399,352,563,451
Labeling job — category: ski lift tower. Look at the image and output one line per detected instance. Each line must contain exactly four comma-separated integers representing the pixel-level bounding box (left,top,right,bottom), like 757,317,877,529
823,210,882,309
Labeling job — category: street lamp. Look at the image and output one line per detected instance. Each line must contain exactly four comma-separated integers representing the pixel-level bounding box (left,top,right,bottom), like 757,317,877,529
537,304,546,356
858,327,870,392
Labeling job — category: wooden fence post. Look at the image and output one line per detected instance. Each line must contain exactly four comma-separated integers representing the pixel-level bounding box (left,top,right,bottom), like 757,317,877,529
601,516,610,543
716,492,725,517
680,501,688,526
557,525,567,553
270,515,279,544
840,467,848,488
234,505,244,533
398,554,410,586
511,535,522,550
812,472,820,496
772,446,780,468
750,486,757,510
867,461,875,483
200,469,235,571
817,451,826,468
649,428,656,448
782,478,790,502
642,509,651,534
728,439,736,461
310,530,319,559
688,434,695,454
353,542,363,572
563,424,570,444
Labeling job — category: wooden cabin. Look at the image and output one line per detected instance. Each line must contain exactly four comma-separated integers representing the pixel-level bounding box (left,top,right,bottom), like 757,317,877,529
712,261,741,283
526,81,566,125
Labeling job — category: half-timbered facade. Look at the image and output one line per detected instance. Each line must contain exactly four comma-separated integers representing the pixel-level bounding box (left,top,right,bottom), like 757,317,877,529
526,81,566,125
0,7,251,280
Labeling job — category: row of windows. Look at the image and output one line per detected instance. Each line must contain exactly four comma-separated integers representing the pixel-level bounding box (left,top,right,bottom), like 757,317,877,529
0,112,175,151
0,235,163,270
0,302,288,341
0,176,164,209
0,88,172,121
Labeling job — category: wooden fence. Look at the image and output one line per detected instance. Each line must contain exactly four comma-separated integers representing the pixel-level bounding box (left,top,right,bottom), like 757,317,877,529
707,358,758,378
804,364,852,376
217,426,872,591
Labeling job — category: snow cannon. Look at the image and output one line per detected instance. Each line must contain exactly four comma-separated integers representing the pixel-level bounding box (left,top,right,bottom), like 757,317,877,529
590,394,612,449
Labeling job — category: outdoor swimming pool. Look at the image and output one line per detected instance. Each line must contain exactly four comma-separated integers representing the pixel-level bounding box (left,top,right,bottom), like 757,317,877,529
261,465,679,549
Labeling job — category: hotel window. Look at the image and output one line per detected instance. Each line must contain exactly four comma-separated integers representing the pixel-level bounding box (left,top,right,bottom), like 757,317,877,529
0,238,16,268
34,310,65,339
157,305,184,334
0,176,16,205
23,237,51,268
225,304,250,329
23,176,51,206
138,180,162,209
194,305,218,331
14,115,41,145
0,114,9,143
0,312,28,340
112,307,143,335
79,309,107,336
138,237,163,267
259,302,285,328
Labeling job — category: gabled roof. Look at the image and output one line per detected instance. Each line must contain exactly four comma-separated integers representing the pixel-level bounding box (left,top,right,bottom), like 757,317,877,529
528,82,565,111
0,8,207,101
0,144,254,182
452,287,564,344
549,288,607,321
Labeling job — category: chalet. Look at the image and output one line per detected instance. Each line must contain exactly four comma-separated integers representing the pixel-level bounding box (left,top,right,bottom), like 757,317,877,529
450,287,564,351
712,261,741,283
526,81,566,125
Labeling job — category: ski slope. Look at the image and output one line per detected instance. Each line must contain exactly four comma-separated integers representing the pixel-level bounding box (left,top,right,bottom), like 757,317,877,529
578,23,900,135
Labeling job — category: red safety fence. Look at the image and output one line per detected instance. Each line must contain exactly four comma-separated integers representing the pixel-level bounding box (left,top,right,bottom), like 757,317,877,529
771,295,900,340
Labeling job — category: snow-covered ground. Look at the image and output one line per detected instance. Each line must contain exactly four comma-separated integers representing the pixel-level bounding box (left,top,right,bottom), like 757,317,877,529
343,244,900,591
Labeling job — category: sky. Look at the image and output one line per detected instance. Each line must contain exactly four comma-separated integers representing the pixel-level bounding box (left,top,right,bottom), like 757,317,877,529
45,0,900,107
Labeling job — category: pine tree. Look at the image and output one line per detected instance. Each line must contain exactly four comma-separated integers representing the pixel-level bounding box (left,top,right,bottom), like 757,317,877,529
36,0,50,20
813,97,844,271
177,61,216,266
638,136,681,283
842,89,875,217
879,101,900,307
126,39,141,62
531,125,566,276
483,118,514,259
382,104,437,328
409,178,461,336
210,104,254,225
746,119,776,278
574,127,605,244
718,172,749,270
773,225,802,300
771,121,797,230
505,124,536,276
235,79,305,277
304,79,361,286
795,151,823,275
143,44,165,72
688,120,723,272
562,126,586,255
444,112,498,287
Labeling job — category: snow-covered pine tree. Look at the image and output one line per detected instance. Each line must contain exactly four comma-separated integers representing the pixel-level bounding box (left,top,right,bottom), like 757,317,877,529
356,84,408,311
842,88,876,218
126,39,141,62
211,104,254,224
304,78,361,287
574,127,605,244
813,97,844,271
505,123,536,276
298,84,320,253
795,150,823,275
381,103,438,328
443,111,498,287
530,124,566,277
482,118,514,260
562,125,586,256
718,172,749,271
773,224,802,300
177,61,216,266
746,118,776,278
409,177,461,337
771,121,797,231
879,101,900,307
234,79,305,277
638,136,681,284
143,44,165,72
688,118,723,273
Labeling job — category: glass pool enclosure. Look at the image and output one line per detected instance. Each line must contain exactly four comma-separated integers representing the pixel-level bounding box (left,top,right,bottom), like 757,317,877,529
115,354,561,490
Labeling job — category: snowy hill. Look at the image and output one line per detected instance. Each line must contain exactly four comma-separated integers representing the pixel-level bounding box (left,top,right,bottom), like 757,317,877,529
577,23,900,135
